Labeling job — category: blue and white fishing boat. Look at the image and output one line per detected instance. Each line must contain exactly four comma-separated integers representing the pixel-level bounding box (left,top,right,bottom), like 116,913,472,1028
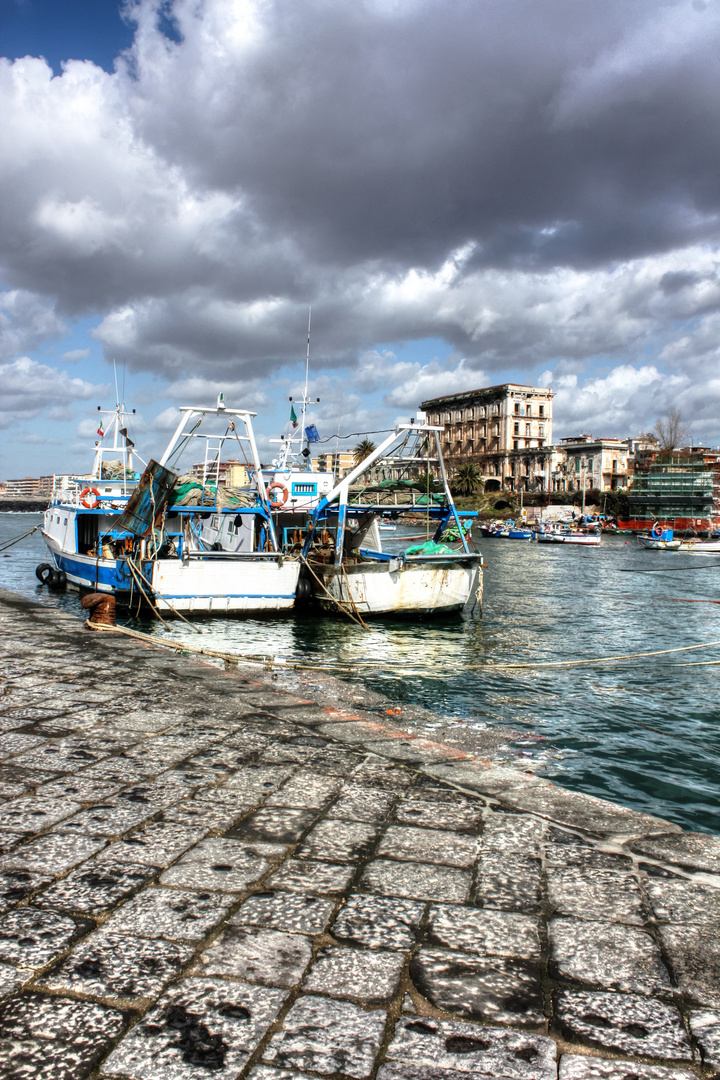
40,397,303,615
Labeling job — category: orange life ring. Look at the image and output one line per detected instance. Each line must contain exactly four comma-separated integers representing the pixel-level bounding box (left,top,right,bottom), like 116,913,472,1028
80,487,101,509
266,481,289,509
652,522,663,537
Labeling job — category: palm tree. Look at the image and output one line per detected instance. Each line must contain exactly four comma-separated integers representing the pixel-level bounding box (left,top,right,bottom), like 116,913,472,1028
452,462,481,496
353,439,376,465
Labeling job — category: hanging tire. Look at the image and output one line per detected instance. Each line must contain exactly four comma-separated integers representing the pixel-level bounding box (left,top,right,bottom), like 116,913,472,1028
295,577,312,606
35,563,54,584
47,569,67,590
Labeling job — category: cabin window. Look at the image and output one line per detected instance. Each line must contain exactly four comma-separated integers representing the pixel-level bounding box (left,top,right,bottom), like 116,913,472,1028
292,482,317,495
63,517,67,525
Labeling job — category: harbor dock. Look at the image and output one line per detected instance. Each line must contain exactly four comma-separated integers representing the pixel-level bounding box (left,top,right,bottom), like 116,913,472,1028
0,587,719,1078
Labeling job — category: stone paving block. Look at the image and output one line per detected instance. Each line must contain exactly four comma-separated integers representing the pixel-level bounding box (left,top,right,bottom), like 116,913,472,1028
646,874,720,925
377,826,478,868
102,976,288,1079
629,831,720,874
327,784,395,823
197,925,312,987
79,758,157,784
247,1068,315,1080
427,904,540,960
0,961,27,998
103,822,205,867
394,799,483,832
0,907,82,968
361,859,471,903
257,744,318,765
0,992,126,1079
263,994,387,1077
297,819,378,863
352,758,414,789
103,887,235,942
57,800,156,838
114,710,177,732
0,832,20,856
378,1066,492,1080
0,732,46,758
265,773,343,809
549,917,671,994
0,782,28,799
36,776,123,802
221,765,297,797
0,795,82,833
161,838,286,893
386,1016,557,1078
545,835,632,870
227,806,320,844
547,867,645,924
474,852,542,913
0,868,52,911
410,948,543,1026
554,989,692,1059
303,944,405,1002
266,858,355,895
0,832,105,876
41,928,193,1002
331,894,424,949
34,856,156,914
310,747,366,775
558,1054,695,1079
231,891,335,935
504,782,678,839
659,924,720,1007
161,796,252,831
690,1009,720,1070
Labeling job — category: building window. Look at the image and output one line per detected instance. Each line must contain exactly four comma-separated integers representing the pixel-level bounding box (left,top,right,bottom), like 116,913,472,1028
525,424,531,436
478,406,485,418
514,422,520,435
513,440,519,449
539,424,545,437
514,403,521,414
539,405,545,417
526,404,532,416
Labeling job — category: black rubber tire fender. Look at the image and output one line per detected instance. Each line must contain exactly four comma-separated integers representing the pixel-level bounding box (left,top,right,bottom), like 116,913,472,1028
35,563,54,584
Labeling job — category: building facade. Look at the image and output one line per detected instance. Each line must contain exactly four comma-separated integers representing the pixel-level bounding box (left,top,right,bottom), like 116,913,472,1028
554,436,630,492
315,452,355,478
421,384,555,491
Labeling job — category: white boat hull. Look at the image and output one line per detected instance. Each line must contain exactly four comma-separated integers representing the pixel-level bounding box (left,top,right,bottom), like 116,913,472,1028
151,556,300,613
309,556,480,616
536,532,600,546
678,540,720,555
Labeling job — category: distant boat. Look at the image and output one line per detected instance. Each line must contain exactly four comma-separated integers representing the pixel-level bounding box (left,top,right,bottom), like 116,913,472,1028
637,525,681,550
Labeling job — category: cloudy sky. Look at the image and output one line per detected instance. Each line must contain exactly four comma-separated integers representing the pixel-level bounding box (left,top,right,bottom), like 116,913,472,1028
1,0,719,477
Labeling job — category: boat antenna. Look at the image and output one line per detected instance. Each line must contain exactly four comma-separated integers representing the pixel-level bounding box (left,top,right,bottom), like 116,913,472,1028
302,307,311,435
113,358,120,409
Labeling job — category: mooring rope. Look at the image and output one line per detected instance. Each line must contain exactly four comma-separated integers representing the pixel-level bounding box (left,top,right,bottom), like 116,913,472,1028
0,523,41,553
490,638,720,670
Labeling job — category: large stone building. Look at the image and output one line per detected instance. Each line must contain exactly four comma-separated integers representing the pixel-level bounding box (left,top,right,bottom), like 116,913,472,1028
554,436,630,492
421,383,555,491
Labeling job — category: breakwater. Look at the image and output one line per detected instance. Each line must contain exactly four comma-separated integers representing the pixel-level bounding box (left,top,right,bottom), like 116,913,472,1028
0,587,719,1077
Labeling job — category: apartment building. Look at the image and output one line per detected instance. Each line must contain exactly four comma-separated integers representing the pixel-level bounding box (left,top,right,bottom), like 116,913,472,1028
554,436,630,492
421,383,555,491
315,452,355,478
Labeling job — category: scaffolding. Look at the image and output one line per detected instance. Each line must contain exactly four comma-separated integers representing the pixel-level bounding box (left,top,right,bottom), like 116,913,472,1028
624,458,719,531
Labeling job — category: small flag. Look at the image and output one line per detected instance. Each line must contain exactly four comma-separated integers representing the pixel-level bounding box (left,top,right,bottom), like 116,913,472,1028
97,420,104,437
290,405,298,429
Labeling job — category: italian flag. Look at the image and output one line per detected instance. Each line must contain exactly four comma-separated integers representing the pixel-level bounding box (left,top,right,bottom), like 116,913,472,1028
290,405,298,429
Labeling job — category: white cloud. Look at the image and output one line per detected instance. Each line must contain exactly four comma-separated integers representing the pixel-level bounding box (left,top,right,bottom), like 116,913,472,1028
62,348,91,362
0,356,107,429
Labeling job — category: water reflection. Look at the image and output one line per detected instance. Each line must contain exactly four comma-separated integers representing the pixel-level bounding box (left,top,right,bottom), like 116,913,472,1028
2,512,719,833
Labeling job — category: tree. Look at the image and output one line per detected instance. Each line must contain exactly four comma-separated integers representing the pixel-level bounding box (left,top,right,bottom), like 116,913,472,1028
353,439,376,465
452,462,481,496
655,409,690,452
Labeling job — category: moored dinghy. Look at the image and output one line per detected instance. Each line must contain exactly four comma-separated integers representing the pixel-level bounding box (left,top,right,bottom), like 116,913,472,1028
300,421,483,616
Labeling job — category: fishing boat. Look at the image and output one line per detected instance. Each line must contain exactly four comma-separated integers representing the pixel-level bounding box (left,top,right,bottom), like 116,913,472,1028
637,524,681,550
536,523,601,546
40,397,302,615
677,538,720,554
300,422,482,617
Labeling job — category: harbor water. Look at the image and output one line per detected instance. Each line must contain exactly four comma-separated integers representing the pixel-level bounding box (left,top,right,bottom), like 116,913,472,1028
2,511,719,835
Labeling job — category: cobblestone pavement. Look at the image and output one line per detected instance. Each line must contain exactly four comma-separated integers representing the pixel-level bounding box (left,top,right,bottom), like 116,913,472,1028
1,588,720,1079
